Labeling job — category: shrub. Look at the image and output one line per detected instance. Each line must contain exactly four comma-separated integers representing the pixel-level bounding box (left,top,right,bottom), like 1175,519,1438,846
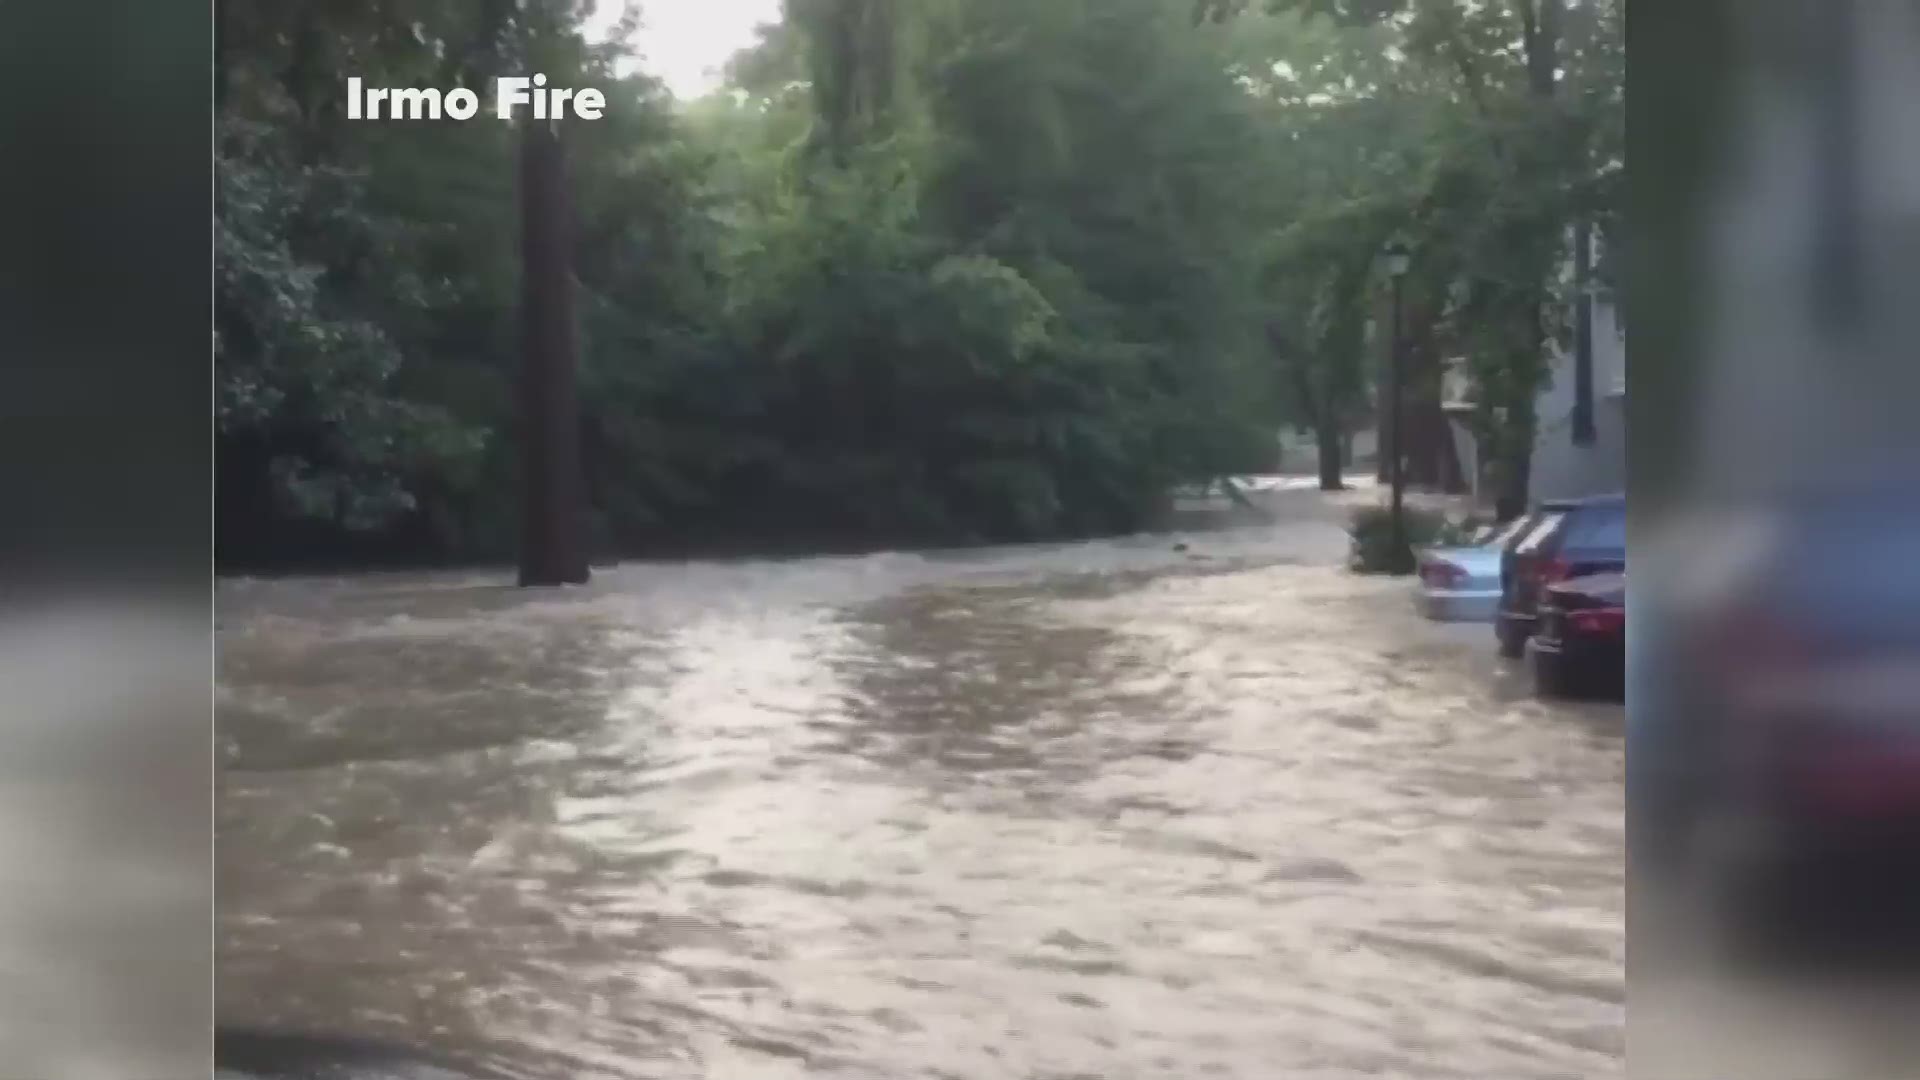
1446,516,1503,547
1348,504,1457,575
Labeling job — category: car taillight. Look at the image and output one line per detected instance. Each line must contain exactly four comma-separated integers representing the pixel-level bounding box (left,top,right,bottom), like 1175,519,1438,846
1569,608,1625,634
1421,562,1465,587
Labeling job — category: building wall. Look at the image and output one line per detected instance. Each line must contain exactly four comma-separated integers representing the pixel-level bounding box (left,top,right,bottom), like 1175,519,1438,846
1529,256,1628,502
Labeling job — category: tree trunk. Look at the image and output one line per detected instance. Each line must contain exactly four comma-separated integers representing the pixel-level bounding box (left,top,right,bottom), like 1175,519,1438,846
1523,0,1562,97
1373,287,1392,484
1495,389,1537,520
1496,458,1532,521
517,118,590,588
1572,217,1597,445
1432,402,1464,494
1437,409,1467,493
1403,287,1448,489
1266,319,1346,492
1497,0,1557,517
1316,422,1345,491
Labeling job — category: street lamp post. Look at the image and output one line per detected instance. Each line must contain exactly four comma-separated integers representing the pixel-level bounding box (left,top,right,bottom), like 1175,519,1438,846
1381,242,1412,571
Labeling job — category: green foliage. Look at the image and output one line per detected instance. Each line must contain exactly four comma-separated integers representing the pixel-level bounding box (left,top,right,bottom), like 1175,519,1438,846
1347,504,1453,575
215,0,1615,568
1222,0,1622,503
1241,8,1418,442
216,117,489,535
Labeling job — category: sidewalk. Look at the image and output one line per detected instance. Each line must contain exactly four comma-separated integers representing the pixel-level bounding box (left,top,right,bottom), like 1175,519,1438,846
1225,474,1482,521
1162,474,1483,538
1322,477,1483,520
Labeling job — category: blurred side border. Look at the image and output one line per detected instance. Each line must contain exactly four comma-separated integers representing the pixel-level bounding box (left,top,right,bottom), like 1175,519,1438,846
1631,0,1920,1075
0,0,213,1074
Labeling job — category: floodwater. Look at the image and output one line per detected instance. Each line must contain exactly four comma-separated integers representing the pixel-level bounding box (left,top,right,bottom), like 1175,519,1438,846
217,491,1624,1080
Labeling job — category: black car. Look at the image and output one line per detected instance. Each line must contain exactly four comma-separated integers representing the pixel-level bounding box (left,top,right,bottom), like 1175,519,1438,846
1531,572,1625,698
1497,493,1625,658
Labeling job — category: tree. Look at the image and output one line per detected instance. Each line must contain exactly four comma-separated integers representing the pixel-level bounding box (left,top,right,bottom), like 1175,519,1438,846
216,117,489,555
217,0,666,568
789,0,914,163
513,0,600,586
222,0,1423,568
917,0,1280,486
516,114,590,586
1200,0,1622,514
1230,8,1418,490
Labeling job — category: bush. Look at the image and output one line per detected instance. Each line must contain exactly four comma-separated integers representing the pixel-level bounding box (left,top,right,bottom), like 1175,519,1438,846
1449,516,1506,547
1347,504,1461,575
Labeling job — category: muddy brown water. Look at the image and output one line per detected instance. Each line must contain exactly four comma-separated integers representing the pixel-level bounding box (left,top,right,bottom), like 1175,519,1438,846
218,497,1623,1080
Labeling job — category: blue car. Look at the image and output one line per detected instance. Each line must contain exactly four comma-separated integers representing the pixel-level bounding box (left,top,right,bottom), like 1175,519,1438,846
1413,516,1536,623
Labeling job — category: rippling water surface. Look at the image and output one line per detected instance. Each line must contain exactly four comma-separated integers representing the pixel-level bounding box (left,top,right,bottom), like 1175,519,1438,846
218,495,1624,1079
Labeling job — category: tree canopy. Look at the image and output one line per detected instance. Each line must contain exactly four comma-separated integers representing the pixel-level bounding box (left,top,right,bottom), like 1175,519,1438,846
214,0,1621,568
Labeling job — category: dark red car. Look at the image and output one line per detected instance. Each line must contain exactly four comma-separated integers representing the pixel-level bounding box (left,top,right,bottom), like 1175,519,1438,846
1530,572,1625,699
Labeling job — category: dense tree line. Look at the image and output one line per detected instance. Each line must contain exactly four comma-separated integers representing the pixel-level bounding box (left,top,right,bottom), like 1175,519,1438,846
215,0,1619,569
1214,0,1624,512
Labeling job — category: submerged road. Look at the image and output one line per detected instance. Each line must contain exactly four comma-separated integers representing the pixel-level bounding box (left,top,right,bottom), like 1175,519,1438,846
217,489,1624,1079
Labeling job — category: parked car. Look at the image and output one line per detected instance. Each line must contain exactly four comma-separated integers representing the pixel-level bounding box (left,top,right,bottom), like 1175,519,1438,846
1635,489,1920,893
1414,515,1537,623
1530,571,1625,698
1496,493,1626,658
